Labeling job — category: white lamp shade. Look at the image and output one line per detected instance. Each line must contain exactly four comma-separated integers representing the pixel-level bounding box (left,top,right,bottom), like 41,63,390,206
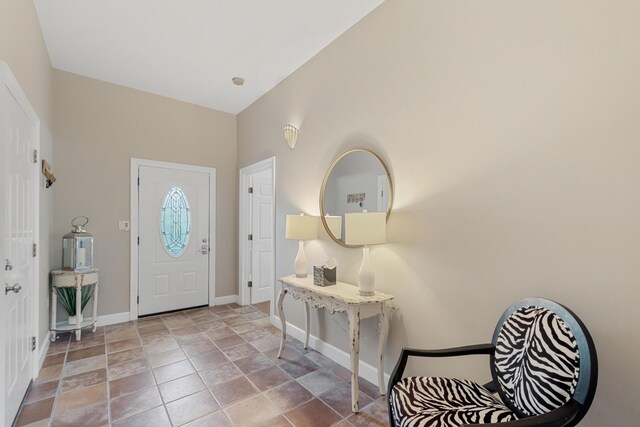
345,212,386,245
285,214,317,241
324,215,342,239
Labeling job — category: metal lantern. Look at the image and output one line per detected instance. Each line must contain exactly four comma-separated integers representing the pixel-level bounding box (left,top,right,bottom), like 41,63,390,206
62,216,94,272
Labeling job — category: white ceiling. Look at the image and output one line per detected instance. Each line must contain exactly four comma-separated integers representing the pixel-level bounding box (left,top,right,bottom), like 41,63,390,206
34,0,384,114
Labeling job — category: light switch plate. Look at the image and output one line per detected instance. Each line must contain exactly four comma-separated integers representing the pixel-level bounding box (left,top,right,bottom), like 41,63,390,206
118,220,130,231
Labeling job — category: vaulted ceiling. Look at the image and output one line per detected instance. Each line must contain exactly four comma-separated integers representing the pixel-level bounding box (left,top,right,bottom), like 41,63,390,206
34,0,385,114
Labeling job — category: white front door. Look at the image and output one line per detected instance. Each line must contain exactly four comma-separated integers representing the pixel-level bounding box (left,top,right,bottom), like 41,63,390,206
1,73,37,426
138,165,211,316
249,169,274,304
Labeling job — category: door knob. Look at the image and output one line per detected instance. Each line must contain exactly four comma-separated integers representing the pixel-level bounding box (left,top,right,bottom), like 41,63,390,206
5,283,21,295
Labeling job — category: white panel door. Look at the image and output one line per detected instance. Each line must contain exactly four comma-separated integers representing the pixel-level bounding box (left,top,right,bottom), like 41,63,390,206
138,166,210,316
1,83,36,427
250,169,274,304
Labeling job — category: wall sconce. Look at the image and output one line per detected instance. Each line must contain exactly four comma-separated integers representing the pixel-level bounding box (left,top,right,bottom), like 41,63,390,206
42,159,56,188
283,124,299,149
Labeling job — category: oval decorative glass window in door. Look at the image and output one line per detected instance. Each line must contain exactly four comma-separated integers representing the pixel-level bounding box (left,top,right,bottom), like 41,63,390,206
160,187,191,257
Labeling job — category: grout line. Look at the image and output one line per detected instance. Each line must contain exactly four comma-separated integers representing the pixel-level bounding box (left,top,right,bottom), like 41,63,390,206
24,303,383,427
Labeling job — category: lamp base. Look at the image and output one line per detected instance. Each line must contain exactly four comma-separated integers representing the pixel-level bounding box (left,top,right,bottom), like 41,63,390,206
357,245,376,296
295,273,307,278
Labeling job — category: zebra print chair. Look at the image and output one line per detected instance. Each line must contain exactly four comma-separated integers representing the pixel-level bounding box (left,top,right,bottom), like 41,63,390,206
388,298,597,427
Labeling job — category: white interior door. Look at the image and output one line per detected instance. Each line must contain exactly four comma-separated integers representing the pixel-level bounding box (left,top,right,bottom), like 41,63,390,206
249,169,274,304
1,78,37,427
138,165,210,316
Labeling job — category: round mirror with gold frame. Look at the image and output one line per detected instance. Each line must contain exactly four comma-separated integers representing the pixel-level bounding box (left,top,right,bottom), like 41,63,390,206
320,149,393,247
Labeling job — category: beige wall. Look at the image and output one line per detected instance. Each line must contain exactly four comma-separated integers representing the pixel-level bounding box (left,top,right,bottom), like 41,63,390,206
238,0,640,424
0,0,54,345
53,70,237,316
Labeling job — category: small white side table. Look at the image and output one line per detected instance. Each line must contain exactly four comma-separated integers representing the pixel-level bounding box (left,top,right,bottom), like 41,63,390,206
50,269,99,341
276,275,394,413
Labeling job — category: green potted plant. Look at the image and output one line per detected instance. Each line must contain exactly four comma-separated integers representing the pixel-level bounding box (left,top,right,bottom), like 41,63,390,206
56,285,95,325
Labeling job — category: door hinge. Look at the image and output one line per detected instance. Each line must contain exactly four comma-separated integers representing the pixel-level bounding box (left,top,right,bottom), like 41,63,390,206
32,243,37,257
248,281,253,288
137,296,140,304
248,187,253,194
137,237,140,245
31,337,36,351
137,177,140,186
33,150,38,164
248,234,253,241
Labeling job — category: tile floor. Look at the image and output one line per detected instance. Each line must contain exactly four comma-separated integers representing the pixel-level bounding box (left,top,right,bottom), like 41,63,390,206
14,302,389,427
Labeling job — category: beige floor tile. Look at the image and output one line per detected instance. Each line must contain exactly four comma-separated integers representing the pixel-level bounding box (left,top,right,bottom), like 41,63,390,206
147,347,187,368
63,355,106,377
60,368,107,393
225,394,280,427
107,337,142,354
143,337,180,355
188,349,228,371
158,373,206,403
182,410,233,427
110,386,162,422
50,402,108,427
346,401,389,427
165,389,220,426
198,362,243,386
111,405,171,427
297,370,344,396
266,380,314,412
109,370,156,399
284,398,342,427
108,347,145,366
153,359,195,383
247,366,293,391
24,379,59,404
15,397,54,426
319,383,372,418
66,345,105,362
68,335,105,351
255,414,293,427
54,382,108,416
36,364,63,383
108,357,150,381
210,376,258,407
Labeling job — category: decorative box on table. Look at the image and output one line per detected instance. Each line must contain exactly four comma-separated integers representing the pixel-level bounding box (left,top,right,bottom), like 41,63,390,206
313,266,336,286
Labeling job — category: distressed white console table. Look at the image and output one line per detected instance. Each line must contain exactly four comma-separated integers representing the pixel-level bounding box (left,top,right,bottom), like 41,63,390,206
50,269,99,341
276,275,394,413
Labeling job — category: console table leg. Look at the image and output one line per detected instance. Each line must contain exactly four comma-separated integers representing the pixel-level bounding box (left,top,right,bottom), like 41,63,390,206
75,284,82,341
276,288,287,358
304,301,310,349
92,282,98,332
50,287,57,342
378,303,390,395
347,308,361,413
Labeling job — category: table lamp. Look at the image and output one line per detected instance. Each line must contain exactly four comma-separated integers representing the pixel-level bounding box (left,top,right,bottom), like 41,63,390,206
324,215,342,239
345,211,386,295
285,214,317,277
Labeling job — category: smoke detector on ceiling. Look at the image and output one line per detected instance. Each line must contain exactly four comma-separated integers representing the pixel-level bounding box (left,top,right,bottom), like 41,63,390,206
232,77,245,86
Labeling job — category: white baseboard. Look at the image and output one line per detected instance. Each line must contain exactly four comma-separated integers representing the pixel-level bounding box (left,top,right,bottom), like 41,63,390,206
215,295,238,305
97,312,131,327
270,315,390,389
37,334,50,376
